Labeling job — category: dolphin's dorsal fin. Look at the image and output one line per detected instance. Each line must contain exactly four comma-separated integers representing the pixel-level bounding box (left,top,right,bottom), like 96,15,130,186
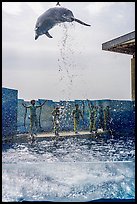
45,32,53,38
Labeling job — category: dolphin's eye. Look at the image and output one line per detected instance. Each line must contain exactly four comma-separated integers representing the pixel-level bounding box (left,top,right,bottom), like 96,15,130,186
35,26,39,31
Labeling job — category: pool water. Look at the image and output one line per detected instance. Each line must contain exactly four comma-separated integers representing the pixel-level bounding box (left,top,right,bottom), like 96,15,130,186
2,134,135,202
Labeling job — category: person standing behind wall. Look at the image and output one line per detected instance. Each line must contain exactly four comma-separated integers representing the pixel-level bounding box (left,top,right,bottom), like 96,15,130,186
22,99,46,139
103,105,111,133
52,106,60,136
72,104,83,134
98,104,104,131
87,100,97,133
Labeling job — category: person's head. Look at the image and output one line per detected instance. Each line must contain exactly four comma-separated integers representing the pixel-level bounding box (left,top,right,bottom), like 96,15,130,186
55,105,60,111
75,104,79,109
30,100,35,105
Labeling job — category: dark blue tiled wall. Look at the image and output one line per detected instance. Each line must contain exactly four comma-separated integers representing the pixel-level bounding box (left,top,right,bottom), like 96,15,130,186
2,88,18,137
109,100,135,135
2,87,135,137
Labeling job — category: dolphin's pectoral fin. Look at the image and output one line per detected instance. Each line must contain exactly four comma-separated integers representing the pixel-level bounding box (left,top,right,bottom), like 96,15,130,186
72,17,91,26
45,31,53,38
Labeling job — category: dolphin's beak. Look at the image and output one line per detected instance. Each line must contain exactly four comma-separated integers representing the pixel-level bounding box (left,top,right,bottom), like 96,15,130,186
35,34,39,40
73,17,91,26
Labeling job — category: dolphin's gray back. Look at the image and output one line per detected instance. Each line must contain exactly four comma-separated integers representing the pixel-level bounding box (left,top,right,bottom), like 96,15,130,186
35,7,74,28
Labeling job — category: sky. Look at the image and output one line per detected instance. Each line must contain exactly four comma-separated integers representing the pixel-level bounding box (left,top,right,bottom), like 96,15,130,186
2,2,135,101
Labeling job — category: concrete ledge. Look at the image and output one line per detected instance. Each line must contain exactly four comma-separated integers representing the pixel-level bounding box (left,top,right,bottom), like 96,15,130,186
3,130,111,143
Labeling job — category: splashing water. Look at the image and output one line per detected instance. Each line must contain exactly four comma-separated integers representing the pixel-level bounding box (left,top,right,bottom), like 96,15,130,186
59,101,74,131
2,162,135,202
2,136,135,202
57,23,78,100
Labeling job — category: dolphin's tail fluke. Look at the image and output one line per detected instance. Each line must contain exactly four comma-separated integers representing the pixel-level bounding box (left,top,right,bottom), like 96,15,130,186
73,18,91,26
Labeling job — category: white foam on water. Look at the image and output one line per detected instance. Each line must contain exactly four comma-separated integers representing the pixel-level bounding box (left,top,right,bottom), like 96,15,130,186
2,135,135,202
2,161,135,202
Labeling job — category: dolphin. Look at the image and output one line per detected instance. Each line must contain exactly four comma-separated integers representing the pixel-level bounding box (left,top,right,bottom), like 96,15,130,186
35,6,91,40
